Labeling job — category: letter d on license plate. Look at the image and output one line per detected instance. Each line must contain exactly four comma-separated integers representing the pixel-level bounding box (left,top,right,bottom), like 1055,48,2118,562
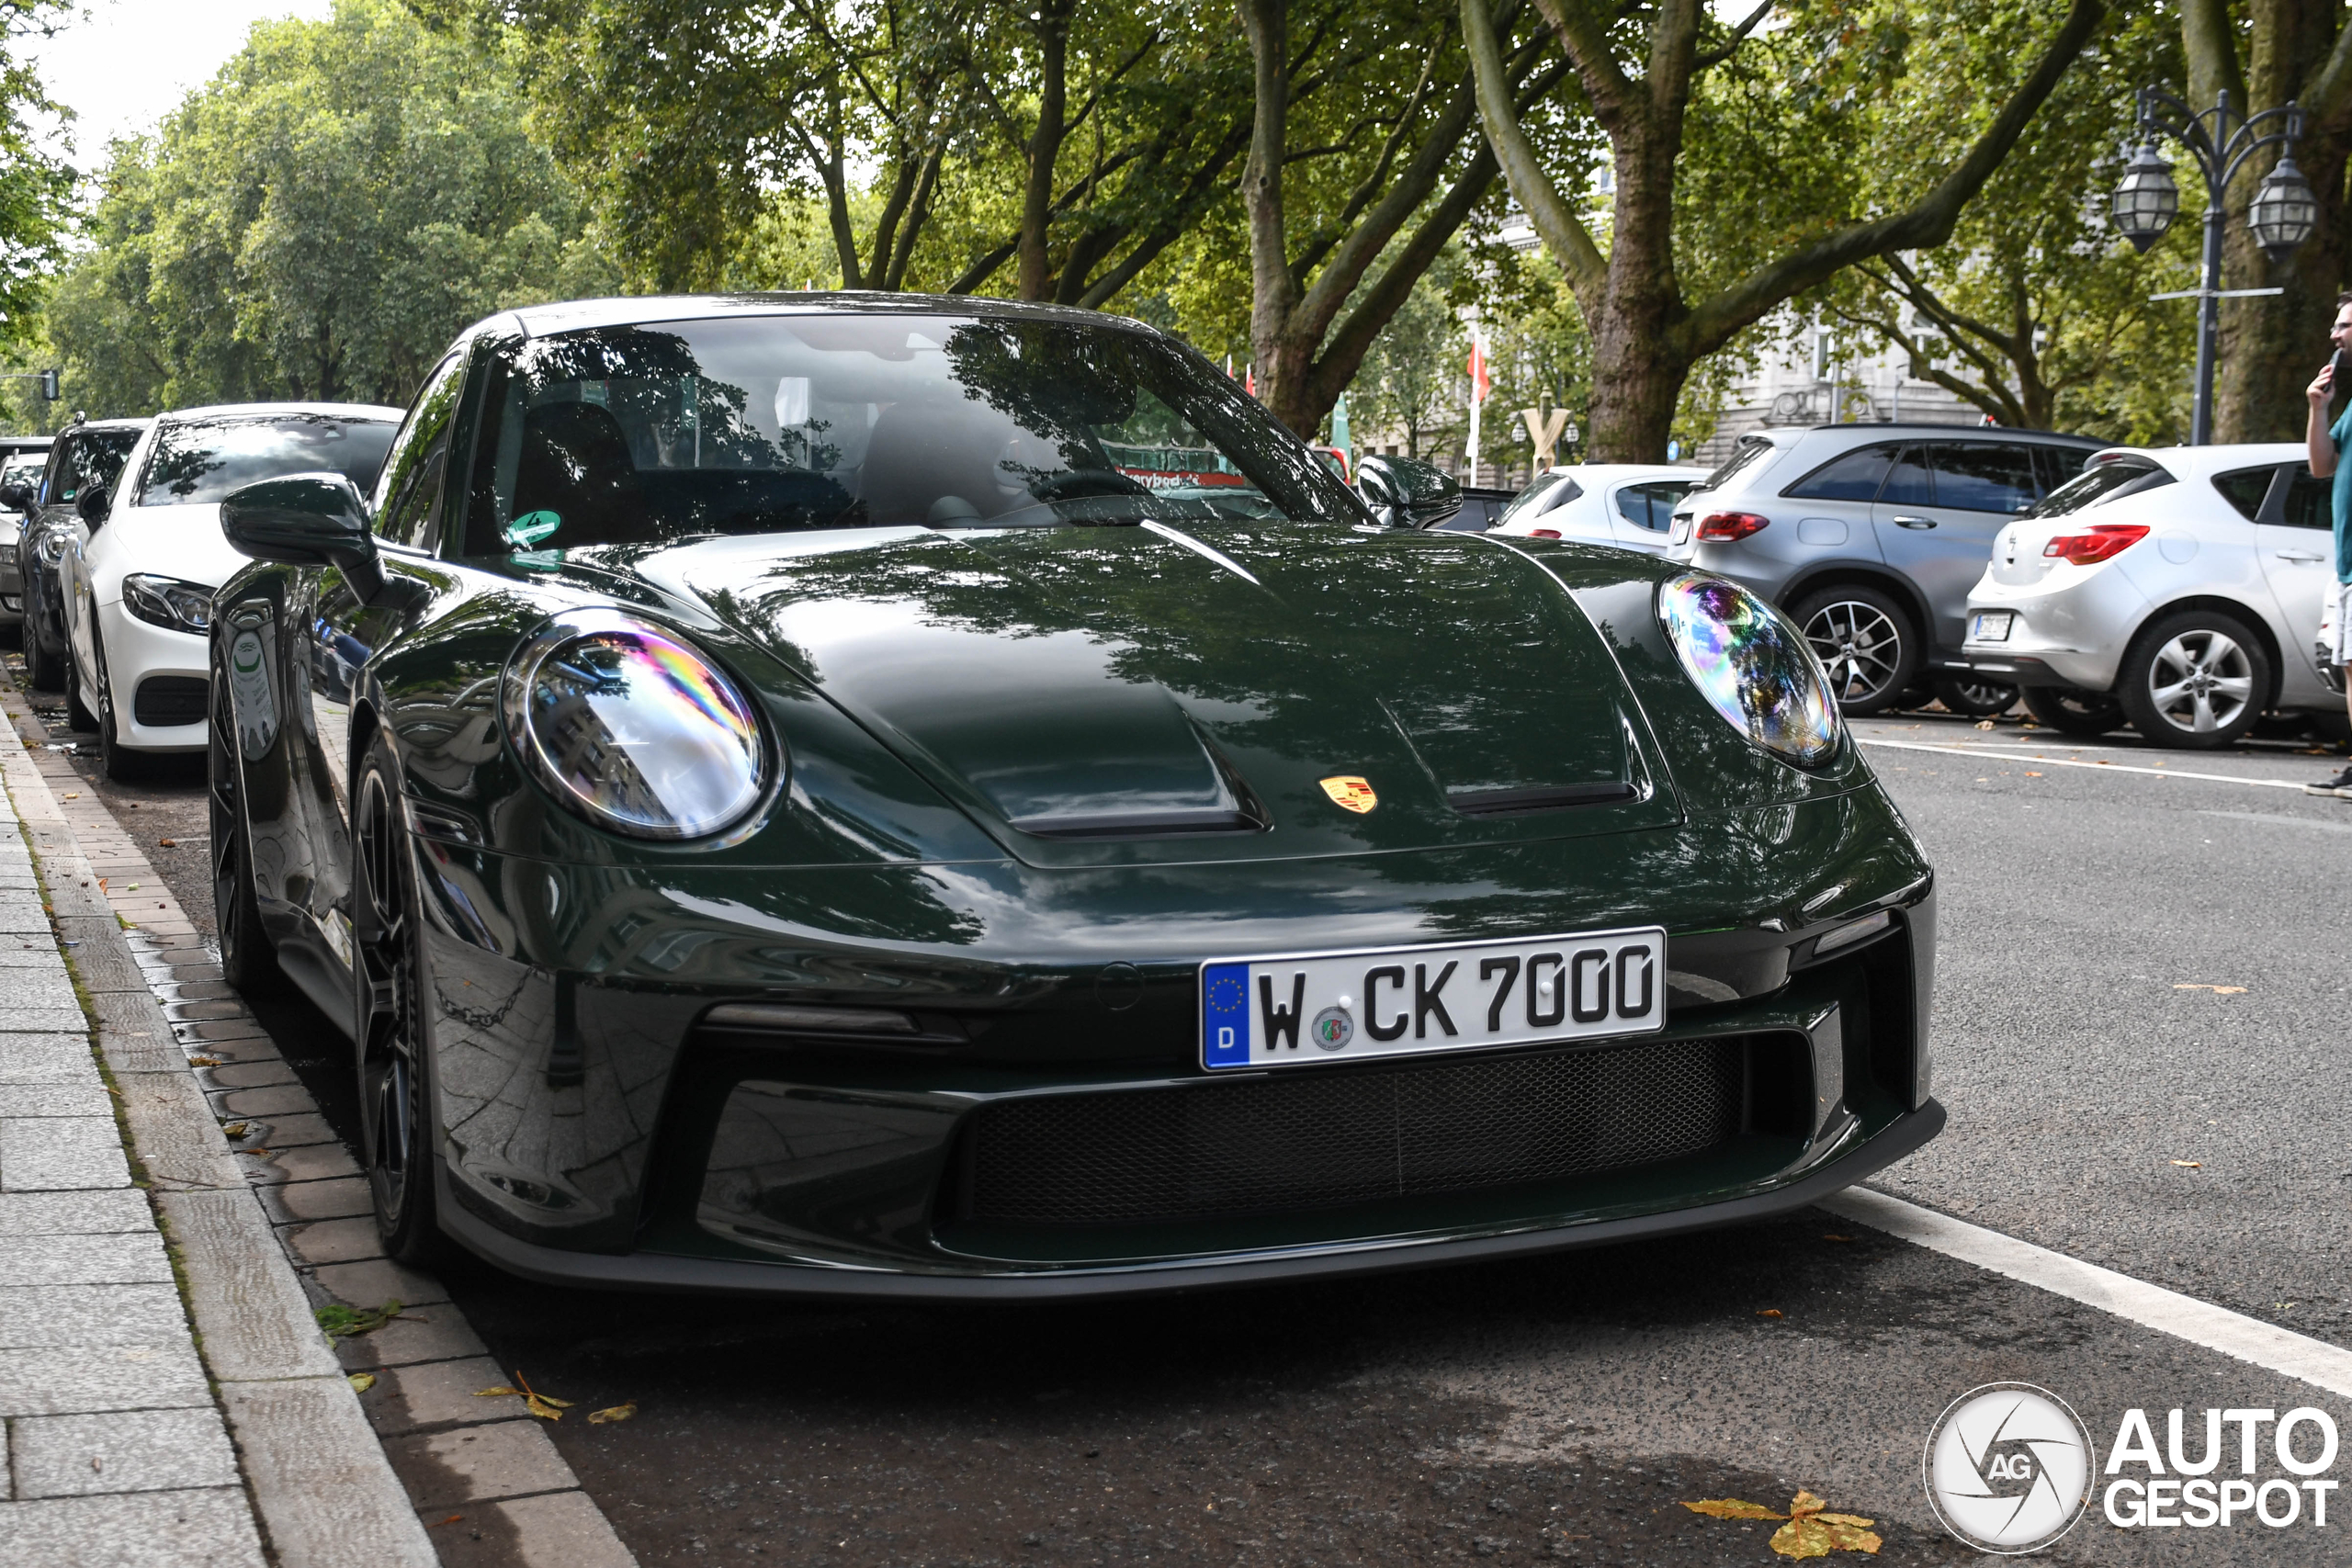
1199,927,1667,1070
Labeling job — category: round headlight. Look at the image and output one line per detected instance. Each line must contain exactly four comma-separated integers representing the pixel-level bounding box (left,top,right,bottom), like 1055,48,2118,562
503,612,767,839
1657,572,1840,766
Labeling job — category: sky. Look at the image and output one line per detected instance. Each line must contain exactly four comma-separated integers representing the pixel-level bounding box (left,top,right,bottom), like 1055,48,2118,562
27,0,334,162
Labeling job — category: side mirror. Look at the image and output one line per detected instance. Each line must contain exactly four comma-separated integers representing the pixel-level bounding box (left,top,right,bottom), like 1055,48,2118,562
221,472,403,605
0,482,29,511
1355,456,1463,529
76,485,111,528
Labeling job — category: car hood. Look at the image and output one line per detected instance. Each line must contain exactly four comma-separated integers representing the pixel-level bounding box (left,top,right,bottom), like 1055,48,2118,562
91,502,247,601
638,524,1683,867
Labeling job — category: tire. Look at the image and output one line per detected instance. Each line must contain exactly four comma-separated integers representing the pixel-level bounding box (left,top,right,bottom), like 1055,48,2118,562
209,676,280,995
2020,685,2125,737
2117,608,2270,750
352,732,444,1264
62,644,96,731
1791,584,1921,716
24,623,63,691
91,632,148,783
1932,678,2018,717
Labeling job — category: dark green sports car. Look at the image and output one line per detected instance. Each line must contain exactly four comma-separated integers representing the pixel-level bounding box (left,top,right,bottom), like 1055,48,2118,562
208,294,1940,1298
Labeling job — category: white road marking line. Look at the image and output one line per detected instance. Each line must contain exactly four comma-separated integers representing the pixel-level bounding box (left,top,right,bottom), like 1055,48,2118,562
1825,1188,2352,1400
1857,737,2305,790
2199,808,2352,834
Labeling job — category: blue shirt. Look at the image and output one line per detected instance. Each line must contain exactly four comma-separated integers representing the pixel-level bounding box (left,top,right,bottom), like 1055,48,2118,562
2332,405,2352,581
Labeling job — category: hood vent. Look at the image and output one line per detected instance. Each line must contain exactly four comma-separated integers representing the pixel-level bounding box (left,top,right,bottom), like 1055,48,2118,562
1447,782,1639,817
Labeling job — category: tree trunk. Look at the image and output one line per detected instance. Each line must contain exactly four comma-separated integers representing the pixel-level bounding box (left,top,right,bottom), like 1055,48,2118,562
1017,0,1074,300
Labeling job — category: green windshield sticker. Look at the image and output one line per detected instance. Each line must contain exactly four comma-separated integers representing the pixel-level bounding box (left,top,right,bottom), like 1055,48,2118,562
505,510,560,548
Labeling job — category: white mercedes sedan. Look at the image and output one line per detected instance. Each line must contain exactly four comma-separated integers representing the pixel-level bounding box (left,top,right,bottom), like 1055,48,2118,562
1958,443,2338,747
60,403,400,778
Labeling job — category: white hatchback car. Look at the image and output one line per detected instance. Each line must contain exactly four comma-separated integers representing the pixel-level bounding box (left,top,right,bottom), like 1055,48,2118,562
1959,443,2339,747
1486,464,1709,558
61,403,400,778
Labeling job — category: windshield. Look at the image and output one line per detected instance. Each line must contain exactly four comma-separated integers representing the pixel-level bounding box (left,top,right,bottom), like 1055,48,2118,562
458,312,1359,554
136,414,396,507
43,428,141,505
1,454,40,489
2027,458,2172,518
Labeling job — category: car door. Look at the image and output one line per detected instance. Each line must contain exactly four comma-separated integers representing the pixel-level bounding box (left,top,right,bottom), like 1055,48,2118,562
2256,463,2336,705
1872,441,2040,655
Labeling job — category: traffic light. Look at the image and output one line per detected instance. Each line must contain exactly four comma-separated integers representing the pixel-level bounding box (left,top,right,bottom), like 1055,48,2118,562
38,368,58,400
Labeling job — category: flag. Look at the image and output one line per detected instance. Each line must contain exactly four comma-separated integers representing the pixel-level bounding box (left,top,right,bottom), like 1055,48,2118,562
1246,365,1257,398
1467,336,1491,404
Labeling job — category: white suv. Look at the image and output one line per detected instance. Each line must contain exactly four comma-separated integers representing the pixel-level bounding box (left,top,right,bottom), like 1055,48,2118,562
1961,443,2338,748
1675,423,2102,713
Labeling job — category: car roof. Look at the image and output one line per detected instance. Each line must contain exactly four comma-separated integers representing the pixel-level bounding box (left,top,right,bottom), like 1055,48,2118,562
157,401,403,424
1543,464,1709,480
1735,423,2100,448
483,291,1160,343
60,417,152,434
2088,442,2304,479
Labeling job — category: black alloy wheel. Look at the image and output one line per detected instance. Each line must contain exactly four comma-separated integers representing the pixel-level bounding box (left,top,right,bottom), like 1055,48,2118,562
353,734,441,1262
90,629,148,782
1791,584,1921,716
2019,685,2125,737
1931,678,2018,717
2117,608,2270,750
24,617,64,691
208,678,280,994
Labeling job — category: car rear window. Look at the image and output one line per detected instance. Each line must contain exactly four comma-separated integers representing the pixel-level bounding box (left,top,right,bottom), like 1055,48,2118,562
1698,436,1773,492
1614,479,1697,531
2028,458,2174,516
1495,470,1577,526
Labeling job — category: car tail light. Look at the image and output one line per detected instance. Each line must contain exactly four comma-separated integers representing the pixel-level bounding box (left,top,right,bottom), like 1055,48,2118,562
1696,511,1769,541
1530,528,1561,539
2042,524,2148,565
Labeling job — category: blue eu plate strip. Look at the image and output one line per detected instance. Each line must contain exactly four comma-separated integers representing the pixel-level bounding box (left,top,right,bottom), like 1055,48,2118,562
1201,963,1251,1068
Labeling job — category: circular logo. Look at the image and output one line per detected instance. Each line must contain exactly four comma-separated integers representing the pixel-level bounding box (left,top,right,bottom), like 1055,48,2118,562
1923,1382,2095,1554
1309,1006,1353,1051
1206,976,1244,1013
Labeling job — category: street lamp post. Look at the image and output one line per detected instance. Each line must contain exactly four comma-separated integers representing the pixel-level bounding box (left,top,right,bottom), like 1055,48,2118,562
2109,87,2318,446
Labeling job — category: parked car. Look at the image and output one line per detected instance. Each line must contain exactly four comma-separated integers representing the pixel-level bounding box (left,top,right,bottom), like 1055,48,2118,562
1960,443,2340,748
1488,464,1709,559
17,418,147,693
60,403,398,777
208,291,1939,1294
0,441,50,637
1675,423,2103,714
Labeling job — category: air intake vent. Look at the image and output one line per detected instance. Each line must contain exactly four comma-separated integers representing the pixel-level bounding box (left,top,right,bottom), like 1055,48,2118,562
133,676,209,728
959,1035,1750,1227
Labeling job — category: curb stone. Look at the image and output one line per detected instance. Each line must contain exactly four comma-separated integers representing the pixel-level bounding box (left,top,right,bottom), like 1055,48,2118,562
1,674,640,1567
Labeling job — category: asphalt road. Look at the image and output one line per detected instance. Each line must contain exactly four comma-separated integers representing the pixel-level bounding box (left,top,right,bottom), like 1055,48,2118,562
11,649,2352,1566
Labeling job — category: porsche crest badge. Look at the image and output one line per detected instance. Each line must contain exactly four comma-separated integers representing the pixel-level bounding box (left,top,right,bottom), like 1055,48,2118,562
1319,775,1378,814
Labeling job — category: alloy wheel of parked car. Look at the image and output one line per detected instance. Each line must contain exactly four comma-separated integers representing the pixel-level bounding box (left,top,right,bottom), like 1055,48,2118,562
353,736,440,1261
1931,678,2018,717
24,624,64,692
2118,610,2270,750
2019,685,2126,737
62,643,96,732
208,680,280,994
1791,586,1920,716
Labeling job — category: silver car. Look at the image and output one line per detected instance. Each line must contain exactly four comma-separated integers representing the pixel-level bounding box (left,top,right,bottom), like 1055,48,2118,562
1675,424,2102,713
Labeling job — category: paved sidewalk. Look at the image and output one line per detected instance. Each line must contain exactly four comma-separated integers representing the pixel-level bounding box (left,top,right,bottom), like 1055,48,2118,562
0,758,266,1562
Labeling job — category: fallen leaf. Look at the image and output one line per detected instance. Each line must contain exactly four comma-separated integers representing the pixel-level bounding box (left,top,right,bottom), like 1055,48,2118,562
514,1371,573,1421
186,1055,221,1067
1974,719,1996,730
220,1122,248,1139
2025,771,2042,776
1683,1499,1786,1520
158,838,175,848
437,1516,463,1527
1821,1235,1854,1243
314,1300,407,1340
2171,1160,2203,1168
127,883,138,891
62,791,78,799
1756,1308,1783,1318
2174,984,2247,994
474,1386,522,1398
587,1403,638,1424
347,1373,376,1393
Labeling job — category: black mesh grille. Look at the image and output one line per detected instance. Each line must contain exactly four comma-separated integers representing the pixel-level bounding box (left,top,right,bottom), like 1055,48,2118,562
963,1036,1747,1227
133,675,208,727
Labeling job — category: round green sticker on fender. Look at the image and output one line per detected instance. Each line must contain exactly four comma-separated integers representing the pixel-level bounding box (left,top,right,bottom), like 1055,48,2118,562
506,510,560,547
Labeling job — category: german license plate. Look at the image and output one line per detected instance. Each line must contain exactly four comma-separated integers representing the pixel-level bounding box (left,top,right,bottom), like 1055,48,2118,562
1970,610,2014,643
1200,927,1666,1071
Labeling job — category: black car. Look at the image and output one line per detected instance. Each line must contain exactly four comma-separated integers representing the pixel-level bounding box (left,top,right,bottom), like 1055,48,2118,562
17,418,148,694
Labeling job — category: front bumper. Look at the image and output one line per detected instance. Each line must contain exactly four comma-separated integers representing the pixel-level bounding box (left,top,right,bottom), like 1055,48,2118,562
96,601,209,751
403,785,1939,1298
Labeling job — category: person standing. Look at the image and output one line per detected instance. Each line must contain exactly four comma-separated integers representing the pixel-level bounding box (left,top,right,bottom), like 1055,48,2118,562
2302,291,2352,796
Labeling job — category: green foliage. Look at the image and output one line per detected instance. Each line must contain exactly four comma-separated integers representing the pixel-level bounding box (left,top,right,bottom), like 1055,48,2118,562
1351,259,1471,460
0,0,74,361
48,0,613,416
